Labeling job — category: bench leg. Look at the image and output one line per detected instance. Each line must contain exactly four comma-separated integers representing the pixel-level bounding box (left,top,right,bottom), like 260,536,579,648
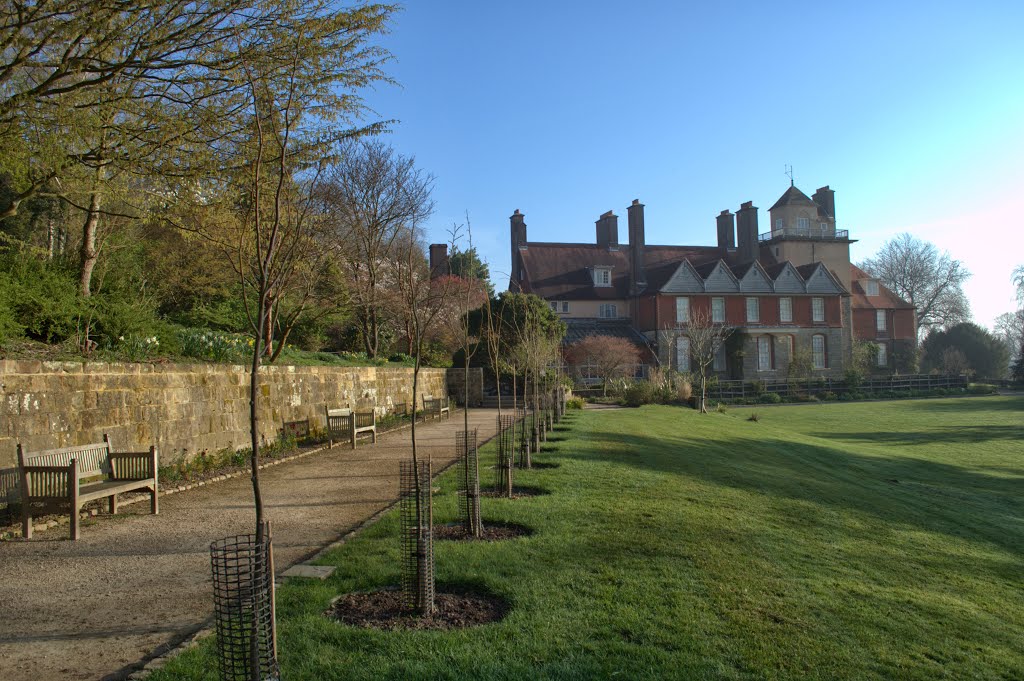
70,504,80,541
109,493,118,515
22,508,32,540
351,428,356,450
151,484,159,515
371,429,377,444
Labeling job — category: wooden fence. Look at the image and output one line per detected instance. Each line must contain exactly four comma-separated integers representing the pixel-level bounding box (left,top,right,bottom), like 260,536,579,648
707,374,969,400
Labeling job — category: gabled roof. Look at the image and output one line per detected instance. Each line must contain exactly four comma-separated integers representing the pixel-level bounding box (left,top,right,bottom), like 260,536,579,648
519,242,724,300
769,185,815,211
799,262,845,294
849,265,915,311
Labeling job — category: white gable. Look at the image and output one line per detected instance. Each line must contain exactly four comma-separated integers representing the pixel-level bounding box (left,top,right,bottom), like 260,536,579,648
703,261,739,293
739,263,773,293
804,264,843,294
660,260,704,294
772,263,806,294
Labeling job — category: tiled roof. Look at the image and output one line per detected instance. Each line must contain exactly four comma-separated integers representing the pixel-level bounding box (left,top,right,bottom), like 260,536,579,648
769,185,815,211
519,242,723,300
849,265,915,310
563,318,652,348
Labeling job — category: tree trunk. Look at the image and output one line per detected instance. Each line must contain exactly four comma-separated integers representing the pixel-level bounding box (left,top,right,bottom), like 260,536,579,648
250,316,266,539
78,186,102,297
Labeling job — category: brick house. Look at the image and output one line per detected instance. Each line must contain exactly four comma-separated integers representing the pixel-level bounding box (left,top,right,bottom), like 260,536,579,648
506,183,917,379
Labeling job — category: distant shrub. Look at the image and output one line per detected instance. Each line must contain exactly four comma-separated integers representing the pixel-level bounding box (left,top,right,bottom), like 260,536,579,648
715,403,728,414
747,412,760,422
750,380,766,396
566,396,585,410
675,377,693,402
759,393,782,404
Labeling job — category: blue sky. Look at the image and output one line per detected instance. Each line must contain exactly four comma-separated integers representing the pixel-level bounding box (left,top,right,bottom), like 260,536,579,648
362,1,1024,328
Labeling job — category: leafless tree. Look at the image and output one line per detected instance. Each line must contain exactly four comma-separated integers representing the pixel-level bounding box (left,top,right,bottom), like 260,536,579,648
318,141,434,357
394,223,452,615
858,233,971,337
678,308,732,413
565,335,641,397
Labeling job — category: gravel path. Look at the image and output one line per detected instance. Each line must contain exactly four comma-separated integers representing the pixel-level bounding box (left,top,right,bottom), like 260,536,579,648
0,409,500,681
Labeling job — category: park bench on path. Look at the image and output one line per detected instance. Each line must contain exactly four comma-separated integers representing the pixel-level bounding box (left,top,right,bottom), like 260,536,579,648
17,435,158,540
325,405,377,449
422,394,451,421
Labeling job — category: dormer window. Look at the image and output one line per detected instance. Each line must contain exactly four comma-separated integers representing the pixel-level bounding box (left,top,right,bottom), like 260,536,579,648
864,280,879,296
593,267,612,287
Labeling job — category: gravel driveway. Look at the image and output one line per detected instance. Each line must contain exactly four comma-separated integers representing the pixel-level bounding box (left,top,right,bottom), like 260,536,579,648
0,409,500,681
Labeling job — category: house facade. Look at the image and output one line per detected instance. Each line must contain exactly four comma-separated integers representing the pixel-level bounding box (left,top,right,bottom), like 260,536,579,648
507,183,916,379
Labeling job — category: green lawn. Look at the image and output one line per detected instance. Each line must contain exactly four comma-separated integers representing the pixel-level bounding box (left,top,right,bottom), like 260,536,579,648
152,397,1024,680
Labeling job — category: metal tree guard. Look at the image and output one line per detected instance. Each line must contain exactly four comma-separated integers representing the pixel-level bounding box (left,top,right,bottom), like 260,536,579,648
400,460,434,613
496,414,516,496
456,429,482,536
210,521,279,681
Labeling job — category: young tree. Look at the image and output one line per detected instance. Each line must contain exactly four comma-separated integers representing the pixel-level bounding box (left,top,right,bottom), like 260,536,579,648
682,309,733,413
394,228,453,615
318,141,434,358
448,246,494,298
566,335,641,397
858,233,971,337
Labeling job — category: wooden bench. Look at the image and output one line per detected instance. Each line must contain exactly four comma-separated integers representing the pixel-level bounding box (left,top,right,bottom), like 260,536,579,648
325,406,377,449
422,394,451,421
17,435,159,540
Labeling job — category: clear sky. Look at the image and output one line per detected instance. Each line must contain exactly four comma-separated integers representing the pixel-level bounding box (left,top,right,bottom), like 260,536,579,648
362,1,1024,329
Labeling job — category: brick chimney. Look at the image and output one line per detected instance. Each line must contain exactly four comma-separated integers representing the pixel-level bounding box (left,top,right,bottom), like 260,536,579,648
736,201,759,264
429,243,448,279
812,185,836,219
595,210,618,249
716,209,735,250
627,199,646,294
510,209,526,289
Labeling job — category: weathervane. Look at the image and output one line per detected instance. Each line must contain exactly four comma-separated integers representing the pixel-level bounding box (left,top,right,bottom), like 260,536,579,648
785,164,794,187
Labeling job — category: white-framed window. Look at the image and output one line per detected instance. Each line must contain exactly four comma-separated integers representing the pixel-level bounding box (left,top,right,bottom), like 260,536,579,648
783,335,794,361
865,280,879,296
877,343,887,367
713,346,726,372
798,217,810,232
599,303,617,318
812,297,825,322
812,334,826,369
712,297,725,323
675,296,689,324
775,218,784,231
779,297,792,323
876,309,886,332
820,222,828,234
549,301,558,311
746,297,759,323
594,268,611,287
676,336,690,372
562,301,569,313
757,336,773,371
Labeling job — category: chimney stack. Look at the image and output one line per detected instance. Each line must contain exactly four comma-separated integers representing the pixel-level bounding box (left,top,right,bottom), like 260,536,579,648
509,209,527,289
736,201,760,264
429,243,449,279
812,185,836,219
716,209,735,250
627,199,646,294
595,210,619,249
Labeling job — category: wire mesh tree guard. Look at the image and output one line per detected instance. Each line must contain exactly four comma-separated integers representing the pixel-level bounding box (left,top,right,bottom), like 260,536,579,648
517,405,532,469
456,429,483,536
400,460,434,614
210,521,279,681
496,414,516,497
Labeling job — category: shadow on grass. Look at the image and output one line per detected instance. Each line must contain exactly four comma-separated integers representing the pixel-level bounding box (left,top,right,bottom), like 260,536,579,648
810,425,1023,445
559,428,1024,559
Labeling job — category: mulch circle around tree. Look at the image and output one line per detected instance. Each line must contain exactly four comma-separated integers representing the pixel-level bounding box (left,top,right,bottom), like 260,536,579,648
480,485,548,499
433,521,533,541
328,586,509,630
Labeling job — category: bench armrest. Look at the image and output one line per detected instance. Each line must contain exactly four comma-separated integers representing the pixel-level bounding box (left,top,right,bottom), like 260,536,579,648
109,447,158,480
21,465,72,499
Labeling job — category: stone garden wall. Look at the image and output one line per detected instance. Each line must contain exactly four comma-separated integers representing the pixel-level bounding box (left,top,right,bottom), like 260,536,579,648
0,360,448,469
